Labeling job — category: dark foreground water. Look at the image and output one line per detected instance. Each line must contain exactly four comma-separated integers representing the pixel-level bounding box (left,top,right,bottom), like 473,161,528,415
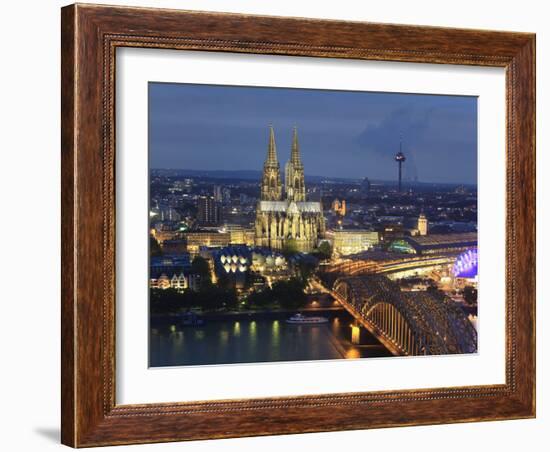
150,311,392,367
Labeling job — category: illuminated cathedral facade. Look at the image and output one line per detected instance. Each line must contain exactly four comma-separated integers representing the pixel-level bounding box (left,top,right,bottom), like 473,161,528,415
254,126,325,253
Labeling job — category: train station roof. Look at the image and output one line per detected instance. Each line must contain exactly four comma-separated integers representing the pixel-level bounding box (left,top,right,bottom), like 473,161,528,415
402,232,477,253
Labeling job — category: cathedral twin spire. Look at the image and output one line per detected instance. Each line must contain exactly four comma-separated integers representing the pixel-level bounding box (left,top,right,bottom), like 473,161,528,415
260,126,283,201
286,126,305,202
266,125,278,167
261,126,305,202
290,126,302,167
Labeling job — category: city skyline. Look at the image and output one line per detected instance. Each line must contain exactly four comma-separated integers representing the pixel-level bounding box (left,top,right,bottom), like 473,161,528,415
149,80,479,368
149,82,478,185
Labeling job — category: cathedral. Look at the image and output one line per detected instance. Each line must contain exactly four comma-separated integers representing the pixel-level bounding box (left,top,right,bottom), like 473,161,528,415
254,126,325,253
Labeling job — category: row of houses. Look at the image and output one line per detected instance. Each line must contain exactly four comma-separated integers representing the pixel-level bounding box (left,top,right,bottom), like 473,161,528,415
150,272,202,291
150,255,200,291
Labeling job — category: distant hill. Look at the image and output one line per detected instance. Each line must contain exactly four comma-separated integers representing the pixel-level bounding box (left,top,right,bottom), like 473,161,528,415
150,168,359,183
152,169,263,180
150,168,477,188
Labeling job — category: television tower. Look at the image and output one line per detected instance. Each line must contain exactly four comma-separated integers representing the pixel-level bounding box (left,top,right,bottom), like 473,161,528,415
394,135,406,193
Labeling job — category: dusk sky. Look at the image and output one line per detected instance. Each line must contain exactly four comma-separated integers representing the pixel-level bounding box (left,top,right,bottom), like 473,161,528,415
149,82,478,185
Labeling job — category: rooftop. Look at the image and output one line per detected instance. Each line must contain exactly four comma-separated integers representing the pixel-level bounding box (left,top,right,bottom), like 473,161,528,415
405,232,477,247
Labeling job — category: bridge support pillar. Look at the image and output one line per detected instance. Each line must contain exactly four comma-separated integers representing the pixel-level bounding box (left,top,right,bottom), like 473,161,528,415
351,324,361,345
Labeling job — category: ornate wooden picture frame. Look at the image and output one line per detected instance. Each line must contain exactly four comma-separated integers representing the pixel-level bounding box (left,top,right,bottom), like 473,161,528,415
61,3,535,447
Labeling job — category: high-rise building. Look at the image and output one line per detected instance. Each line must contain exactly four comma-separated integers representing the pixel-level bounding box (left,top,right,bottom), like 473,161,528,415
222,187,231,203
197,196,222,226
213,185,223,202
255,126,325,252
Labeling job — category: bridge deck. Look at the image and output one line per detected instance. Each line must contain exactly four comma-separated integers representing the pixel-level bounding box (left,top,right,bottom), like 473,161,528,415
312,279,405,357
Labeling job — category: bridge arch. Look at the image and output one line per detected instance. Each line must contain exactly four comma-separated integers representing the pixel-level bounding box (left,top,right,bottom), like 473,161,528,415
333,276,477,356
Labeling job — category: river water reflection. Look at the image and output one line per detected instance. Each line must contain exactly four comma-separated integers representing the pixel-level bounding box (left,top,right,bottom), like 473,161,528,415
150,311,391,367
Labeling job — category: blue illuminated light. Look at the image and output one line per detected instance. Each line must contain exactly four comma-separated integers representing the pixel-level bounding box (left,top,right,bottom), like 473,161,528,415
453,248,478,278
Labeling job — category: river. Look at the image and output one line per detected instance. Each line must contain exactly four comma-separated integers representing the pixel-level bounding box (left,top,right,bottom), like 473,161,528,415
150,310,392,367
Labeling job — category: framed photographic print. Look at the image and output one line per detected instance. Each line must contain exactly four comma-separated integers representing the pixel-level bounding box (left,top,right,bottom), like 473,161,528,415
61,3,536,447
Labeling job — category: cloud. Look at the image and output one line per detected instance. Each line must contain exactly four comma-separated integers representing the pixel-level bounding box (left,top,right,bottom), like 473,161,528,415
149,83,477,184
355,100,477,183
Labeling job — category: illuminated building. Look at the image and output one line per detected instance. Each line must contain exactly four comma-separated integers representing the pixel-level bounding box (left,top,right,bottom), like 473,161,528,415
217,248,250,274
254,126,325,252
150,265,201,291
149,272,188,291
417,213,428,236
284,128,306,202
388,232,477,255
212,246,287,274
150,222,181,244
184,231,230,255
225,224,256,246
244,229,256,246
332,198,346,216
150,229,179,245
150,273,171,290
251,249,287,273
326,229,380,256
210,246,289,289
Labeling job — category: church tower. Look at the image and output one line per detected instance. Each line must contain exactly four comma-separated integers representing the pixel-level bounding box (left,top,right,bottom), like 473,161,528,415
285,126,306,202
418,212,428,236
260,126,283,201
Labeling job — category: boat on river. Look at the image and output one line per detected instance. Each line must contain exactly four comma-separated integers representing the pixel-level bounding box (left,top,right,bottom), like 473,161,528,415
285,313,328,324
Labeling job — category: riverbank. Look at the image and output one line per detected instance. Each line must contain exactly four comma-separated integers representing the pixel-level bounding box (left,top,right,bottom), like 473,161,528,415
151,306,347,324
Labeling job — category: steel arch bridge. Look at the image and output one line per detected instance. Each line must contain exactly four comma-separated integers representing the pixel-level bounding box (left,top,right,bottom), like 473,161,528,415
332,275,477,356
